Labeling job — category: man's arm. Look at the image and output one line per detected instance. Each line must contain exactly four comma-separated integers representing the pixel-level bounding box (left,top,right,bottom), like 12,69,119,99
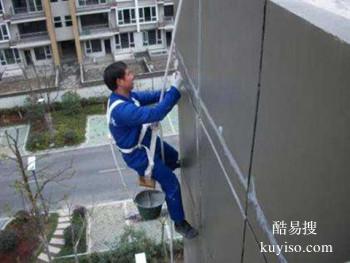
114,87,180,126
133,90,162,106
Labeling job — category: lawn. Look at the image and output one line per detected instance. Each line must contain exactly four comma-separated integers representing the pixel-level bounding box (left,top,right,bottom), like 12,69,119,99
26,103,105,152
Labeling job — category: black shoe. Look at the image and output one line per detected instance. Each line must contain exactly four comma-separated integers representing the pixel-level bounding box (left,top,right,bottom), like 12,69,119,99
175,220,199,239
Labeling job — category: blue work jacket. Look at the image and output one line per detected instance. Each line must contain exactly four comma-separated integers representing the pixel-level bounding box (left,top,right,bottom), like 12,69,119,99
108,86,181,174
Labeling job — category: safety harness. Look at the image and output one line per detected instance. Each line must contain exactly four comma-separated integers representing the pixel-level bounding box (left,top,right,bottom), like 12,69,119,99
106,96,159,184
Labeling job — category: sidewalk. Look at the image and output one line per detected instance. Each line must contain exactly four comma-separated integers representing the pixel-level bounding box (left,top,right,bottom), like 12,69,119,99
87,199,181,253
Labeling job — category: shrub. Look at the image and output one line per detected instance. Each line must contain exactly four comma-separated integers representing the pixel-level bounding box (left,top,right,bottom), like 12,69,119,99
51,101,63,111
61,92,82,116
81,96,108,107
14,210,31,224
0,106,26,117
73,206,86,219
27,132,50,151
24,97,45,122
109,227,160,263
62,208,87,252
0,229,18,252
63,224,81,247
63,129,78,144
54,227,184,263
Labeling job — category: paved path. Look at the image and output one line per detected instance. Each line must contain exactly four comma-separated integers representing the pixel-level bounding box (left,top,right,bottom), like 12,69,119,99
38,210,71,262
88,199,181,253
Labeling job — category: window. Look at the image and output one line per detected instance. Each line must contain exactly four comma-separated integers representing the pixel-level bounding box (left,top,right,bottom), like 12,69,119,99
0,24,9,41
50,0,58,2
138,6,157,22
164,4,174,17
85,39,102,53
34,46,51,60
0,0,3,14
0,49,21,65
143,29,162,46
115,33,134,49
117,8,136,25
54,16,62,28
28,0,43,11
64,16,72,26
78,0,105,6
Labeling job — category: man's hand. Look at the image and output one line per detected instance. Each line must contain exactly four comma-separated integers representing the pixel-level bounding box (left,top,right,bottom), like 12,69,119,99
171,71,183,90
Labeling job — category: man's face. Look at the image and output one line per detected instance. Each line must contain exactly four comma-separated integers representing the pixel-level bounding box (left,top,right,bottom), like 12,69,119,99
117,68,134,91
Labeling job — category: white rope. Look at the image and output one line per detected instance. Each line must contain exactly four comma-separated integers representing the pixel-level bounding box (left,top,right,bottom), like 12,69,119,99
159,0,184,102
151,1,185,262
108,134,133,199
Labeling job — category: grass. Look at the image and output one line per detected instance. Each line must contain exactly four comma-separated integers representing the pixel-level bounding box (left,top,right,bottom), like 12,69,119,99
26,103,105,152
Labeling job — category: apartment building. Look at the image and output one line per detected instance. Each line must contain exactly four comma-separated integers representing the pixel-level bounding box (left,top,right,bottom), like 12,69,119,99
0,0,174,71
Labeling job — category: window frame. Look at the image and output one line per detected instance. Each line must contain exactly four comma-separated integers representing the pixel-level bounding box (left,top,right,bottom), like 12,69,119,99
164,4,174,17
0,48,21,65
64,15,72,27
117,8,136,25
138,6,157,23
0,23,9,41
0,0,3,15
54,16,62,28
34,46,52,60
143,29,162,46
115,32,134,49
85,39,102,53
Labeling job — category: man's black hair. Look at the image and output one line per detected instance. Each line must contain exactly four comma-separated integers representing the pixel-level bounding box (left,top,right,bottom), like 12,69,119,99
103,61,127,92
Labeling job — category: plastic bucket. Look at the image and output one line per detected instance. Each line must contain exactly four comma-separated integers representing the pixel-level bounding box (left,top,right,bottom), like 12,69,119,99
134,190,165,220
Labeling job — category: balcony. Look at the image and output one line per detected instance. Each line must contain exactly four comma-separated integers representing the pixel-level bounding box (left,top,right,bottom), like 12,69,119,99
156,0,174,4
158,16,174,29
76,0,114,14
80,23,108,34
79,24,117,40
9,6,45,23
10,31,50,48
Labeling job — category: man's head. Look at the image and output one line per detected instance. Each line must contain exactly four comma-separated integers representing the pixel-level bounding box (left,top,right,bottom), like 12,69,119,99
103,61,134,92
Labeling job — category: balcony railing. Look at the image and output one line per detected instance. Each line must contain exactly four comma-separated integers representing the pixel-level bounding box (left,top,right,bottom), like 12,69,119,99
158,17,174,28
80,24,109,35
78,0,105,5
164,16,174,22
10,31,49,45
13,6,43,14
76,0,114,11
9,6,44,20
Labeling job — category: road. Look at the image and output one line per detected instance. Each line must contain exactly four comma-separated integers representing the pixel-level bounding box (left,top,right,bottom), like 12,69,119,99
0,135,179,218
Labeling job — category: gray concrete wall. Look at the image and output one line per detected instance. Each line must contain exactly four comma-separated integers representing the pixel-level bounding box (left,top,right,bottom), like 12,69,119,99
177,0,350,262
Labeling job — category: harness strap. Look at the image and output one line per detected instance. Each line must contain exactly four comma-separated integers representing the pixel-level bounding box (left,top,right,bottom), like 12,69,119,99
107,97,157,177
106,98,124,125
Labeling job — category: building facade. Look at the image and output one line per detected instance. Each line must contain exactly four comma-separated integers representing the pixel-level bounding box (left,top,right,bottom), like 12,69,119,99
177,0,350,262
0,0,174,71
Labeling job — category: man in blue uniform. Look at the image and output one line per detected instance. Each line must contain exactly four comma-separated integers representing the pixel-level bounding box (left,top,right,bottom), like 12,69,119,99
104,61,198,239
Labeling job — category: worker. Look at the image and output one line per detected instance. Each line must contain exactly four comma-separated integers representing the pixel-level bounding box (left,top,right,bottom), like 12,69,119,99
103,61,198,239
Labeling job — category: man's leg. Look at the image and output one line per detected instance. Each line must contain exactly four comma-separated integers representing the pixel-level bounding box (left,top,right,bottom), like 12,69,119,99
152,157,198,239
155,138,180,171
152,158,184,223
